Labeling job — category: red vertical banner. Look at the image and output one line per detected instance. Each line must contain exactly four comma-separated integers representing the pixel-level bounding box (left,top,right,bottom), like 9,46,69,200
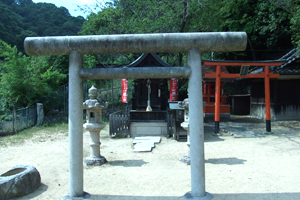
121,79,128,103
169,78,178,101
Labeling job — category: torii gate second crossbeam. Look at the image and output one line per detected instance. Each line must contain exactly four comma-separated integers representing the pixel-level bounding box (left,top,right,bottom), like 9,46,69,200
204,60,282,134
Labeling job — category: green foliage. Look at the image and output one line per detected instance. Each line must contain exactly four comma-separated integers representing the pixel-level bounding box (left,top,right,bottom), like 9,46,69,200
80,0,299,61
290,5,300,56
0,40,66,110
219,0,297,60
80,0,224,68
0,2,24,48
0,0,85,53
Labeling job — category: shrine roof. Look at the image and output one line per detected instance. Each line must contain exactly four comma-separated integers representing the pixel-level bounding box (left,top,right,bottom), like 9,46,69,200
202,65,229,76
124,53,172,68
202,59,283,65
250,48,300,74
202,64,232,82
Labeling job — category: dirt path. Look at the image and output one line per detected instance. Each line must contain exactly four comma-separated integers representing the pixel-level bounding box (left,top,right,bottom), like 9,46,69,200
1,118,300,200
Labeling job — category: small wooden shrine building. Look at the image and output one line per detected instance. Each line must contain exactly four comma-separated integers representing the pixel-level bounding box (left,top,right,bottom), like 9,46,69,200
248,48,300,120
125,53,171,137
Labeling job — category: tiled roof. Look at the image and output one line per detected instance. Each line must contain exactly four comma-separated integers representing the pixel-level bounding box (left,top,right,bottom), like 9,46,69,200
271,48,300,74
202,65,228,78
250,48,300,74
202,65,232,82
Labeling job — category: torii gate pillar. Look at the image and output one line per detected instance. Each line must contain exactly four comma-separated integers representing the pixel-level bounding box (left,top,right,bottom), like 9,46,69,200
67,50,86,198
184,48,213,199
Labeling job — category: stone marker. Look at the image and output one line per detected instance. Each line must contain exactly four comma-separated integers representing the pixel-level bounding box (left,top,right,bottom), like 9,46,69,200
36,103,44,126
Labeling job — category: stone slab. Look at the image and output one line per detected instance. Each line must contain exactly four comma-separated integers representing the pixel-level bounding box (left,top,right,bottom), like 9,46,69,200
130,122,167,137
134,142,155,148
133,147,152,152
133,137,161,143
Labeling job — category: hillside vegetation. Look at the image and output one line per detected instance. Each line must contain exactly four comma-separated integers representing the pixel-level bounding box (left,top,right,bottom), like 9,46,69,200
0,0,85,52
0,0,299,111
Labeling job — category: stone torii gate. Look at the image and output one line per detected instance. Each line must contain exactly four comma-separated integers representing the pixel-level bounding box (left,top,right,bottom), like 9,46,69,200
24,32,247,200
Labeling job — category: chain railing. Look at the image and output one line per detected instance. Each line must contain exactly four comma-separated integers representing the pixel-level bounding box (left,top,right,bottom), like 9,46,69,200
0,106,37,136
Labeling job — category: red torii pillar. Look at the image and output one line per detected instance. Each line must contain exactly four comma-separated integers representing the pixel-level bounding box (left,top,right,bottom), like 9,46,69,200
204,61,282,133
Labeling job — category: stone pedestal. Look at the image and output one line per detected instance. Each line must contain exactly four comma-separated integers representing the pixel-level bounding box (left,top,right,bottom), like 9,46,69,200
83,127,107,166
83,85,108,166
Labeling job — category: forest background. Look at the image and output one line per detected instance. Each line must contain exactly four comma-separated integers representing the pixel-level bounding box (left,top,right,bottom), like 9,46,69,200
0,0,299,114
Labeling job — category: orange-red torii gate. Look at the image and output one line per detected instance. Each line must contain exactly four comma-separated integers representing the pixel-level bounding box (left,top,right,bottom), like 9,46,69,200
204,60,282,133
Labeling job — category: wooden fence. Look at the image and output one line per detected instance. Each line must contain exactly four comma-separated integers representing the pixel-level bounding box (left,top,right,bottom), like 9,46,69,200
109,110,130,137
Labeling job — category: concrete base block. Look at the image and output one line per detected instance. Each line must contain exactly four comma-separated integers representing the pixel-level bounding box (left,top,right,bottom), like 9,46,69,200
183,192,213,200
130,122,167,137
84,156,107,166
180,156,191,165
212,132,222,136
263,131,274,135
62,192,90,200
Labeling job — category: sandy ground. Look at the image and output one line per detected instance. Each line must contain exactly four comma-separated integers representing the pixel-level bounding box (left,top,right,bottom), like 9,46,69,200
1,116,300,200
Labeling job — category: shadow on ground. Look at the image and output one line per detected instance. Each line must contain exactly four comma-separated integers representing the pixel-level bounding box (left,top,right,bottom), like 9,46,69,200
108,159,149,167
88,192,300,200
212,192,300,200
18,183,48,199
206,157,247,165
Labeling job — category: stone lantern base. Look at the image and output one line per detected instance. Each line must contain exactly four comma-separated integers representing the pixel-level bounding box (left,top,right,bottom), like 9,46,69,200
180,156,191,165
84,156,107,166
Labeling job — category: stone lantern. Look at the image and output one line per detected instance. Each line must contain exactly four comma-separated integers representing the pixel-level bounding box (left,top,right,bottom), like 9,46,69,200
83,85,108,166
178,98,190,165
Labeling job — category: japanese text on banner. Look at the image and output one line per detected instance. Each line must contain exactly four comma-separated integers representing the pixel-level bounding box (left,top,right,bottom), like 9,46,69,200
121,79,128,103
169,78,177,101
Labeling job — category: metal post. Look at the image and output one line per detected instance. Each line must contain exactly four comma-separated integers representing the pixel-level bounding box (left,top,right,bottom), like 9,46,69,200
184,48,212,199
13,109,17,133
63,86,65,113
264,65,271,132
64,50,87,199
12,110,14,134
111,79,114,112
214,65,221,133
26,107,28,128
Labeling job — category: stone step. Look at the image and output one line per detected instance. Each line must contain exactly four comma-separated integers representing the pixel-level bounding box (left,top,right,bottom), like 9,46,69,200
133,137,160,152
133,146,152,152
133,137,161,144
134,142,155,148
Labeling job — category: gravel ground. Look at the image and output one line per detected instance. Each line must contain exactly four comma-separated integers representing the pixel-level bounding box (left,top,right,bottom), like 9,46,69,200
1,116,300,200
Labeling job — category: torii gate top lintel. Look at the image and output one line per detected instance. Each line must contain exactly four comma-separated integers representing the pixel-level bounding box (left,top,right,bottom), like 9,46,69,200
24,32,247,56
